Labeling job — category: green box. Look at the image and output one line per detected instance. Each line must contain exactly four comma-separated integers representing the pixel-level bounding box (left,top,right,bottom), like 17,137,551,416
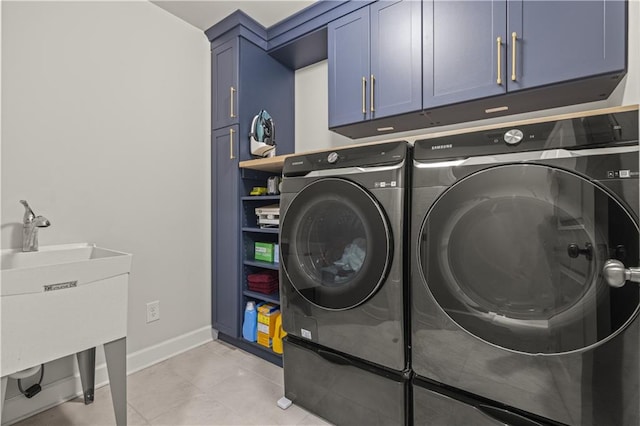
254,242,275,262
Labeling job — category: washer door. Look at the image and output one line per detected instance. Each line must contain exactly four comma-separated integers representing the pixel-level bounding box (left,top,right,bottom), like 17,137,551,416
281,178,392,311
419,164,639,354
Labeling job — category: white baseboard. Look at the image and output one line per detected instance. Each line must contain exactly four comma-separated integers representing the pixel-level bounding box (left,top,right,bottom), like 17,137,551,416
2,326,214,425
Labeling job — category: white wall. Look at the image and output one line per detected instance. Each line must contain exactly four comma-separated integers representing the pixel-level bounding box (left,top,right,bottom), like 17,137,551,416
295,0,640,149
1,0,210,422
295,61,353,152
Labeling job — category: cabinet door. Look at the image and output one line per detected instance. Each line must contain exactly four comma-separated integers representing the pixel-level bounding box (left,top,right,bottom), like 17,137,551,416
212,39,239,130
508,0,626,91
212,126,241,337
328,7,371,128
423,0,506,109
370,0,422,119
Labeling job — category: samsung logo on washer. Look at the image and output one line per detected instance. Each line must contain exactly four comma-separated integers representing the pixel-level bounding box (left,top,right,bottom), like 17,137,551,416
431,144,453,150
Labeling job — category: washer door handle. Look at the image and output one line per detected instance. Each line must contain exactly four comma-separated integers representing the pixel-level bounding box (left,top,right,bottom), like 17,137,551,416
603,259,640,288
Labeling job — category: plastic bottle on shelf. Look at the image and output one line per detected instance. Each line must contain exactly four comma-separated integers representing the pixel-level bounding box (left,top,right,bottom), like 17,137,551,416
242,301,258,342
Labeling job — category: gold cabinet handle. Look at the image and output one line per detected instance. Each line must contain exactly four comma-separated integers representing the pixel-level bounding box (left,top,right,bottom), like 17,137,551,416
370,74,375,113
496,36,502,85
511,32,517,81
362,77,366,114
230,86,236,118
229,128,235,159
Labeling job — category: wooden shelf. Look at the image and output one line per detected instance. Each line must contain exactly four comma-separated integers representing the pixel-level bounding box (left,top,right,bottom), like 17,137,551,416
239,155,292,173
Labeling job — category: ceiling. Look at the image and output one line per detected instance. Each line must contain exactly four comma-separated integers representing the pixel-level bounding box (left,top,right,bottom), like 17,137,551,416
151,0,317,32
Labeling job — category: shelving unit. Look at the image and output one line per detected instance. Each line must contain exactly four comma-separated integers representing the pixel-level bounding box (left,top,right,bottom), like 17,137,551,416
208,12,295,367
239,183,283,364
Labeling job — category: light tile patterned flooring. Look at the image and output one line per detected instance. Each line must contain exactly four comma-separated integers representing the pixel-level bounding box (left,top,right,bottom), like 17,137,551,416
14,340,330,425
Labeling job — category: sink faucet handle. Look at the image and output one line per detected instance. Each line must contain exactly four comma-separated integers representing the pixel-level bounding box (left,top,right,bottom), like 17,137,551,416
19,200,36,223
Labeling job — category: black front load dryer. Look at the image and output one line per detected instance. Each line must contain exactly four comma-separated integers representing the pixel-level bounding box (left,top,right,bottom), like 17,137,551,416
280,141,409,371
411,108,640,425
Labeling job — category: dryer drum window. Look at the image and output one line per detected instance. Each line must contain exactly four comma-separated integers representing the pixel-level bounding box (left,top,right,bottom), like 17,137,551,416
419,164,639,354
281,178,392,311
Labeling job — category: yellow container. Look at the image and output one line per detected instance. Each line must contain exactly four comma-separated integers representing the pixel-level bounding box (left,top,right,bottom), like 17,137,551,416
258,310,280,338
257,331,272,348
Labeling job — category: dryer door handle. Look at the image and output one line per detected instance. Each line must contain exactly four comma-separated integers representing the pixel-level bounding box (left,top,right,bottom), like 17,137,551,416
317,349,353,366
477,404,544,426
603,259,640,288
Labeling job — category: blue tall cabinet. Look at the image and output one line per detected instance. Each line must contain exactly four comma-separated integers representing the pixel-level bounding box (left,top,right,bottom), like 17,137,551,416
328,0,422,128
209,15,294,364
423,0,627,108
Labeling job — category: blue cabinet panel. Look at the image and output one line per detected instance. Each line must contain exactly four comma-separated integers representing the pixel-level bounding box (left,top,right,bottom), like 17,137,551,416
328,7,370,128
423,0,506,109
212,126,241,337
212,39,239,130
328,1,422,129
508,0,626,91
370,0,422,118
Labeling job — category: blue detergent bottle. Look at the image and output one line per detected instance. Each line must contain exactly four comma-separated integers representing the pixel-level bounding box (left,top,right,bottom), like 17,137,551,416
242,301,257,342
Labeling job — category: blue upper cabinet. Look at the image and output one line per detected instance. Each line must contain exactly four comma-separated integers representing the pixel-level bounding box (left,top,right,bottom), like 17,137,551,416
507,0,626,91
423,0,626,109
423,0,507,109
370,1,422,120
328,7,370,127
328,1,422,128
212,39,239,130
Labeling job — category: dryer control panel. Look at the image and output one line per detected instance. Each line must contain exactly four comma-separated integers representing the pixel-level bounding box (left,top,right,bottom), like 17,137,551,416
415,110,638,161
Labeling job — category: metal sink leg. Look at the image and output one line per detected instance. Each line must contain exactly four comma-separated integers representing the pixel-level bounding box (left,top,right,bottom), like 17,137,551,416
105,337,127,426
76,347,96,404
1,376,8,423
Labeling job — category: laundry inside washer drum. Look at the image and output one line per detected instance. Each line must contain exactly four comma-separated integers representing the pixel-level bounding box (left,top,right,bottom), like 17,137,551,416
299,200,368,286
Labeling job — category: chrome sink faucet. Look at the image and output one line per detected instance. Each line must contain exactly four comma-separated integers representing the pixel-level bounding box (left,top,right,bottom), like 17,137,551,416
20,200,51,252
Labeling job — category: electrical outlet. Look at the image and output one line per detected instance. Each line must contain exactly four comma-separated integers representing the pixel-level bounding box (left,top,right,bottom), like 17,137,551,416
146,300,160,323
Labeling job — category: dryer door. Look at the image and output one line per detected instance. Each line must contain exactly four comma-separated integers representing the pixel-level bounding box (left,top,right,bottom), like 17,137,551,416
281,178,392,310
419,164,639,354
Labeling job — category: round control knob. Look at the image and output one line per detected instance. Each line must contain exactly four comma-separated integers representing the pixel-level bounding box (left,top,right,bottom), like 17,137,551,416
504,129,524,145
327,152,339,164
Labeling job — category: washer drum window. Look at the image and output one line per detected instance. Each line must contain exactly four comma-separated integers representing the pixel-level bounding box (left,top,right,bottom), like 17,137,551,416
419,164,639,354
281,178,392,311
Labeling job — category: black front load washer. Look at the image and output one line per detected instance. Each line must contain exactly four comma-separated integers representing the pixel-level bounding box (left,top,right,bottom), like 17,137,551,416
411,108,639,425
280,141,409,371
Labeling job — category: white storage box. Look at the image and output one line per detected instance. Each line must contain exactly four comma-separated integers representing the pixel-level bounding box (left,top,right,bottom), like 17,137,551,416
255,204,280,228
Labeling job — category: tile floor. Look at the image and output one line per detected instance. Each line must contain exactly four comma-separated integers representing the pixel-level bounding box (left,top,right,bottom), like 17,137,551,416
13,340,331,425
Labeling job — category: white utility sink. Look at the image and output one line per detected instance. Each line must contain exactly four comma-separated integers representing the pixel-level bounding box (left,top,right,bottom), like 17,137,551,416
0,243,132,377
